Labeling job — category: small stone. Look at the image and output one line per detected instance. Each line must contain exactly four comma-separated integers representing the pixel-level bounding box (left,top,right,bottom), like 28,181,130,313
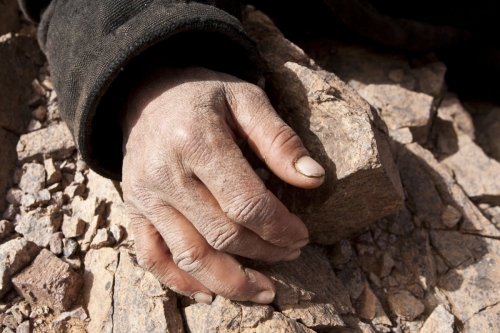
62,238,79,258
387,290,425,321
20,190,50,208
60,256,81,271
75,160,88,172
329,239,353,267
16,123,76,163
379,252,394,278
48,191,63,207
41,79,53,91
0,220,14,241
420,304,454,333
43,158,61,186
439,254,500,322
109,224,124,244
12,249,83,311
2,205,18,221
80,215,102,252
26,120,42,133
73,172,85,184
19,164,45,194
441,205,462,228
0,239,40,298
402,229,437,291
49,232,64,255
15,205,63,247
31,79,46,96
3,328,15,333
63,183,85,200
46,182,62,194
356,281,391,327
15,321,30,333
6,189,22,206
429,230,473,267
388,69,405,82
3,315,17,329
90,229,114,249
53,307,87,323
31,106,46,121
61,217,86,238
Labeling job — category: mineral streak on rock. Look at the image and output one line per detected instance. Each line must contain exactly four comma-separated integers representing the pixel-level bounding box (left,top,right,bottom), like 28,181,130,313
243,8,404,244
12,249,82,311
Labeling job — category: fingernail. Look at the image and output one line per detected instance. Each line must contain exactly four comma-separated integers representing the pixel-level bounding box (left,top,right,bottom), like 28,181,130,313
295,156,325,178
250,290,275,304
193,292,213,305
282,249,301,261
291,238,309,249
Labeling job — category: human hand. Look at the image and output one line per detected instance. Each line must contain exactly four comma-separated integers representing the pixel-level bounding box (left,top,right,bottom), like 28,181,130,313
121,67,325,304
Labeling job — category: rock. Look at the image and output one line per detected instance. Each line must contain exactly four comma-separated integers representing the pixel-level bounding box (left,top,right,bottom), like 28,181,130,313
80,215,102,252
184,296,314,333
329,239,353,267
338,267,365,303
402,229,437,291
18,164,45,194
15,205,63,247
404,143,500,238
71,196,106,226
358,84,434,143
12,249,82,311
109,224,124,244
355,281,391,327
75,160,88,172
2,205,17,221
442,134,500,204
43,158,61,186
63,184,85,200
3,315,17,330
249,246,352,329
53,307,87,323
60,257,81,271
86,171,132,242
420,304,454,333
16,123,76,163
15,321,30,333
82,248,118,333
428,230,473,268
441,205,462,228
243,8,404,244
439,254,500,322
32,106,46,122
3,328,15,333
112,249,183,333
387,290,425,321
6,189,22,207
0,220,14,241
73,172,85,184
462,234,500,259
0,239,40,298
61,217,86,239
90,229,114,249
49,232,64,256
26,120,42,133
464,302,500,333
62,238,79,258
20,190,50,208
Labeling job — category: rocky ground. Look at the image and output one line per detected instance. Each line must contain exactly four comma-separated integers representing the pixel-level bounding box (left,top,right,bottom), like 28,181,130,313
1,4,500,333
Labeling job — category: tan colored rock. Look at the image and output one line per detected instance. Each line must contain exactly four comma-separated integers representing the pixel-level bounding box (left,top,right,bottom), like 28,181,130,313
15,205,63,247
53,307,87,323
112,249,183,333
355,281,391,327
19,163,45,194
0,239,40,298
2,204,17,221
420,304,454,333
15,321,30,333
61,216,86,239
49,232,64,255
387,290,425,321
83,248,118,333
16,123,76,163
464,302,500,333
441,205,462,228
338,267,365,303
404,143,500,238
439,254,500,322
20,189,50,208
81,215,103,252
0,220,14,241
32,106,46,122
429,230,473,268
6,188,22,206
43,158,61,186
71,196,106,224
12,249,82,311
402,229,437,291
90,228,114,249
63,183,85,200
243,8,404,244
442,134,500,203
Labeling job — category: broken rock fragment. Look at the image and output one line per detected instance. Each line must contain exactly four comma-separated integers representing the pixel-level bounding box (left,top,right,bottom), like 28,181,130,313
464,302,500,333
61,216,86,239
0,239,40,298
12,249,82,311
16,123,76,163
420,304,454,333
90,229,114,249
15,205,63,247
387,290,425,321
18,163,45,194
0,220,14,241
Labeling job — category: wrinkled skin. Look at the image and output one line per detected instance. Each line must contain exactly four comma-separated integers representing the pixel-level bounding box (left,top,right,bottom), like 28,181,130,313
121,67,325,304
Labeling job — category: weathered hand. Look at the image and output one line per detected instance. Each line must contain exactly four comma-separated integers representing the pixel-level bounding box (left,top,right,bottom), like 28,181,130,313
121,67,325,304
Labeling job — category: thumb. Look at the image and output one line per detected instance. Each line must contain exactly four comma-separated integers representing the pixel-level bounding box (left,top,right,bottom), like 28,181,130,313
230,85,325,189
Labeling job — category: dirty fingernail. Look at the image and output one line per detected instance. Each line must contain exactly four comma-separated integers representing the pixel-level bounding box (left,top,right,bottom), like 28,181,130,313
250,290,275,304
295,156,325,178
193,292,213,305
282,249,301,261
291,238,309,249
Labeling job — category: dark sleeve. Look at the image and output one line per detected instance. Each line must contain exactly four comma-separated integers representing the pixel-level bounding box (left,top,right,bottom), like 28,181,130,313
18,0,264,181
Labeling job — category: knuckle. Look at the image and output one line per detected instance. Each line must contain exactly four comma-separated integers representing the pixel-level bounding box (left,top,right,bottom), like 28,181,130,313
174,244,210,274
206,224,241,252
227,190,275,226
